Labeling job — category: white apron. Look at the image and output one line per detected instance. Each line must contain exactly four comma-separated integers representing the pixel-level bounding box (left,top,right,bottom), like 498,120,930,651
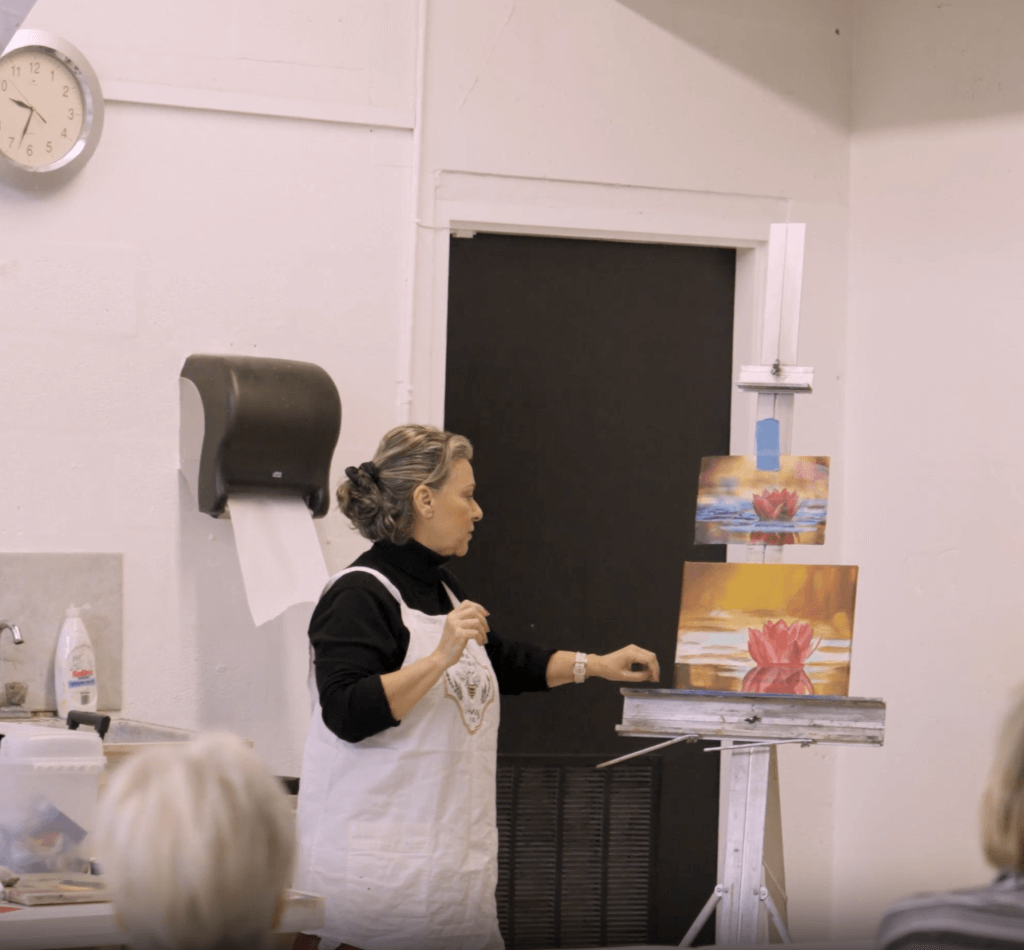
294,567,503,950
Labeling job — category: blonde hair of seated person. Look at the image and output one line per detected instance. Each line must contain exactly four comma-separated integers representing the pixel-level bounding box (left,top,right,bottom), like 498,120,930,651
93,732,295,950
982,689,1024,874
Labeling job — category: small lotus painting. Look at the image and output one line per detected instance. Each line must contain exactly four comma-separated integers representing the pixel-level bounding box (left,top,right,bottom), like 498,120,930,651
694,456,829,545
676,562,858,696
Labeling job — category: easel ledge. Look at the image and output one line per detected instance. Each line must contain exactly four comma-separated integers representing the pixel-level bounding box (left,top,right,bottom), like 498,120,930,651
615,688,886,746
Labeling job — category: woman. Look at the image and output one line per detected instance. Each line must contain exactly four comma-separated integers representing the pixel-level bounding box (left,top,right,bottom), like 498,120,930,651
94,732,295,950
876,688,1024,948
294,424,659,950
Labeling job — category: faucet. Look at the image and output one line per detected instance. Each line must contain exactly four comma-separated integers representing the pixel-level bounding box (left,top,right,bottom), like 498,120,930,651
0,622,24,707
0,622,23,647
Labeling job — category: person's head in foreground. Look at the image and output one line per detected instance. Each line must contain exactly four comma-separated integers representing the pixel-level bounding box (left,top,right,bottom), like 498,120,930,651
94,732,295,950
982,688,1024,876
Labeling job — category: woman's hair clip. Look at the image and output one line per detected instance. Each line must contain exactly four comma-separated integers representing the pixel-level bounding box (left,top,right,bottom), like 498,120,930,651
346,461,381,484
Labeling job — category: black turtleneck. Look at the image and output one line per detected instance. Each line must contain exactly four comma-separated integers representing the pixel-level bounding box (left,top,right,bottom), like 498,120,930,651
309,539,556,743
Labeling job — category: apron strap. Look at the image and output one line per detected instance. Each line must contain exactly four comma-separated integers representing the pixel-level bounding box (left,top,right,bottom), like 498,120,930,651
310,571,462,713
321,566,405,605
324,568,461,615
309,567,406,715
441,582,460,611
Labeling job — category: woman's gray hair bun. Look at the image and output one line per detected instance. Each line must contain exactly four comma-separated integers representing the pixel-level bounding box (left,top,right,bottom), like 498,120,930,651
338,424,473,544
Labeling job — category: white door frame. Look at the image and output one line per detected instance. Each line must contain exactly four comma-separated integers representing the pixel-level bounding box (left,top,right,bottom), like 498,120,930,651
406,169,791,460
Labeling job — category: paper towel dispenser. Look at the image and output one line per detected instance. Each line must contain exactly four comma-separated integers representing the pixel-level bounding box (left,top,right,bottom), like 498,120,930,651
179,354,341,518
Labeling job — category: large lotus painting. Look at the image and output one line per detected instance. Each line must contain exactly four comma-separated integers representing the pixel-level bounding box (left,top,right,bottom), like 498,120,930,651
694,456,829,545
676,562,859,696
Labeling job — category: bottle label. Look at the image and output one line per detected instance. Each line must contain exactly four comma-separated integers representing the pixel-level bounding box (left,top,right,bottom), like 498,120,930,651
67,646,95,690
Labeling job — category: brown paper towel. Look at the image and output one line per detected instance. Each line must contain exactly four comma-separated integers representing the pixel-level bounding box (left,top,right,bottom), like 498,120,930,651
226,494,328,627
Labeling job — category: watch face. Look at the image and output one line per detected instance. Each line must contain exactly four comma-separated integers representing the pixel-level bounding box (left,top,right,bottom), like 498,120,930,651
0,47,86,169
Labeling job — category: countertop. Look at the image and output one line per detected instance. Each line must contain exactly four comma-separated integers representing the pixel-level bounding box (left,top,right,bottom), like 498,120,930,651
0,888,324,949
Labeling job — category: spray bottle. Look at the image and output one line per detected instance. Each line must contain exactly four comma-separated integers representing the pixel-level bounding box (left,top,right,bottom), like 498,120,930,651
54,605,98,718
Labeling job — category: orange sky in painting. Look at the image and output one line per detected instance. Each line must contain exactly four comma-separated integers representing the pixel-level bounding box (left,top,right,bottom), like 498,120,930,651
697,455,830,499
679,562,858,628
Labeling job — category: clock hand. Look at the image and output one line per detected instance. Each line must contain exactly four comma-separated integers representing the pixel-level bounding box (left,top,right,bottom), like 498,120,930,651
8,80,45,122
15,101,47,147
19,109,32,145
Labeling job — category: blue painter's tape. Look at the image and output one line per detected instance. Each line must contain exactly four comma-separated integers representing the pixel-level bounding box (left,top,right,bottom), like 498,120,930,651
756,418,780,471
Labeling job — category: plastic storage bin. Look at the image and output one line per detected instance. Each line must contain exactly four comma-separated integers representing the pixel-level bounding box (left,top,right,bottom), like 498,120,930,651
0,722,106,873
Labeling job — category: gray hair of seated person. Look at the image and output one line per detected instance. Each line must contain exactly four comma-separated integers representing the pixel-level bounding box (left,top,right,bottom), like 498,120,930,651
982,689,1024,873
338,423,473,544
93,732,295,950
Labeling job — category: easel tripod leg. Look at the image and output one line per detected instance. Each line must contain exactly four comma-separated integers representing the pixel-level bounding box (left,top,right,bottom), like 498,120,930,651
718,745,771,943
759,887,792,944
679,884,726,947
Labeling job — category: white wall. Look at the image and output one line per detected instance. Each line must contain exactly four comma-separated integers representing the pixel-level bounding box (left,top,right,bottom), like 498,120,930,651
1,0,417,776
422,0,849,198
834,0,1024,937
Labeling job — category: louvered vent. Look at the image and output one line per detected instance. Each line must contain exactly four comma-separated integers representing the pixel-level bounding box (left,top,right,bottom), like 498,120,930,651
496,754,660,949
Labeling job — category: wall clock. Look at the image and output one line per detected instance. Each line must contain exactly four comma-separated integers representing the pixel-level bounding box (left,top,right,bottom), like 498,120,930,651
0,30,103,188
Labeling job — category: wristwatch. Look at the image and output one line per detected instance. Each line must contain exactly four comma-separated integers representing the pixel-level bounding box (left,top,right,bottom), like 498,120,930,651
573,652,588,684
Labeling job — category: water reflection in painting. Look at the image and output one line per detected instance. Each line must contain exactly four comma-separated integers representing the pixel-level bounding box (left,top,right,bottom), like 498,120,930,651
675,562,858,697
695,456,829,545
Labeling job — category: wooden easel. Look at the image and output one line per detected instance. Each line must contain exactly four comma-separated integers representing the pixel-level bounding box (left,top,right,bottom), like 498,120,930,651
601,225,887,945
604,690,886,945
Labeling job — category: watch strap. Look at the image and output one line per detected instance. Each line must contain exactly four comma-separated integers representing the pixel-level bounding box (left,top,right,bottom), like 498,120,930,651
573,651,588,684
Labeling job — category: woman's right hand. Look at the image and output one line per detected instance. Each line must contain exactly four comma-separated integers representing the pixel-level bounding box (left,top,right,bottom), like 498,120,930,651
434,601,490,669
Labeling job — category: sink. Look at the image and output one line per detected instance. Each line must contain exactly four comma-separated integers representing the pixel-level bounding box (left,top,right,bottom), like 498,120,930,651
104,720,196,743
5,716,197,743
0,708,33,720
2,714,71,728
12,718,202,784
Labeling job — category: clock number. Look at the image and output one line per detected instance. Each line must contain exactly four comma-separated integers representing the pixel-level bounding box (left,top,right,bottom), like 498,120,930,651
1,80,6,91
63,85,69,97
61,128,67,138
29,61,39,74
9,65,20,77
7,137,13,149
25,144,32,157
45,141,52,153
67,108,74,120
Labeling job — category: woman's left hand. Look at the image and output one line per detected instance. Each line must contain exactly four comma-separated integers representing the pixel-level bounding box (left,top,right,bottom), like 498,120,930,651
592,645,660,683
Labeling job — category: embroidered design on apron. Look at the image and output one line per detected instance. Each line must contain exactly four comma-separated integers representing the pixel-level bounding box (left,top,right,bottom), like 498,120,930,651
444,649,496,734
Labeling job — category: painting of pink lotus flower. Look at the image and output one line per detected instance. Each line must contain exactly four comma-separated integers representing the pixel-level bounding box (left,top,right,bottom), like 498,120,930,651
676,562,858,696
695,456,829,545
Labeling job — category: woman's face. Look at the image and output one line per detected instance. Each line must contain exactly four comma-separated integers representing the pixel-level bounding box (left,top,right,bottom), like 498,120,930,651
412,458,483,557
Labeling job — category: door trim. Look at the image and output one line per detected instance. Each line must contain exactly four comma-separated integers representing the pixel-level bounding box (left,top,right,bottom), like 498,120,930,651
408,169,789,460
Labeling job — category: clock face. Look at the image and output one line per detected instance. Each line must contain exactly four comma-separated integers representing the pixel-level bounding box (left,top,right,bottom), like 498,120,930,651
0,47,86,170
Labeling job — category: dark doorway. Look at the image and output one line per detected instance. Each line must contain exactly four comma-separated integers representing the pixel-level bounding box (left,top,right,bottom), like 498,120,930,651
445,232,735,946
